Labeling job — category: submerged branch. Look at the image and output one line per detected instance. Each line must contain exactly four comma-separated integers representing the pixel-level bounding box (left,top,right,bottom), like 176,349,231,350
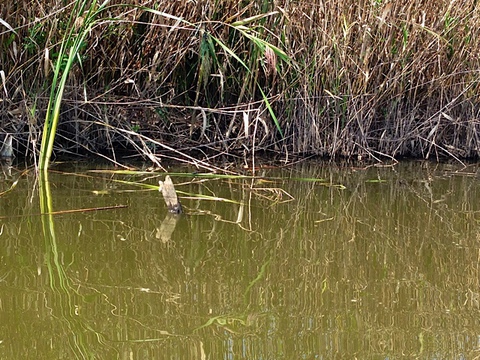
0,205,128,219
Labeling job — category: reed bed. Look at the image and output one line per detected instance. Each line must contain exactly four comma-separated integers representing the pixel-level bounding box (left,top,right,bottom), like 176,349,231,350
1,0,480,166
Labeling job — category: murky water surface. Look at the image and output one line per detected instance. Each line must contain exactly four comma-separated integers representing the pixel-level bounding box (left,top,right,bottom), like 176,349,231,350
1,160,480,359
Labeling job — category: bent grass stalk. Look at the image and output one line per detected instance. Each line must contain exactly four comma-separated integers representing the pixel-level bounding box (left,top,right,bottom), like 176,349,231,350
0,17,17,35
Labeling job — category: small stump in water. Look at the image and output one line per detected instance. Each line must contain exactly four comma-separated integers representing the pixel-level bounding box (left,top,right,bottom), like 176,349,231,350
159,175,182,214
0,134,13,158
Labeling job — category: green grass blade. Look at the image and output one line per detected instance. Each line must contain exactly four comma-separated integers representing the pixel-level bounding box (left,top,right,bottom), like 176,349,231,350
211,36,250,72
258,86,283,138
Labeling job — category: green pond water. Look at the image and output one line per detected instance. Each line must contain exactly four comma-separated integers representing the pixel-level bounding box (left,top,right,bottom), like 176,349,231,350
1,160,480,359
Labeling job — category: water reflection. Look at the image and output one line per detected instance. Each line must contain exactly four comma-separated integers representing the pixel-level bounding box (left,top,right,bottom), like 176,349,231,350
0,161,480,359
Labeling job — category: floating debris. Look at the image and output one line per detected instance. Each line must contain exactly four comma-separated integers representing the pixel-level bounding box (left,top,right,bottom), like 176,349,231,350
0,134,13,158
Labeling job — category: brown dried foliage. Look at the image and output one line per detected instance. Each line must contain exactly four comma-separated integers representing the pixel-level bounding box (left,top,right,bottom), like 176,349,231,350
1,0,480,164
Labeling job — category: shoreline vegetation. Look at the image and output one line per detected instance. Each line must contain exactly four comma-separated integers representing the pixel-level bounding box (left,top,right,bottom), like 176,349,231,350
1,0,480,169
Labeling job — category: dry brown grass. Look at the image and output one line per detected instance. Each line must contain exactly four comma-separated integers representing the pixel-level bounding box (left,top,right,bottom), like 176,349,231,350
1,0,480,164
281,0,480,160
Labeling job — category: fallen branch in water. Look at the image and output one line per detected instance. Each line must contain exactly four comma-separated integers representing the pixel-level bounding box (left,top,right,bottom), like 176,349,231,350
159,175,182,214
0,204,128,219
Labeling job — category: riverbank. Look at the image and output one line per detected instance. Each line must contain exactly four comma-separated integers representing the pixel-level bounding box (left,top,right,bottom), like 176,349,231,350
1,0,479,166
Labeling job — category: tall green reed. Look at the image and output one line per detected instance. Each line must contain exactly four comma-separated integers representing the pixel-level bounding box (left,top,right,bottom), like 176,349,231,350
38,0,108,171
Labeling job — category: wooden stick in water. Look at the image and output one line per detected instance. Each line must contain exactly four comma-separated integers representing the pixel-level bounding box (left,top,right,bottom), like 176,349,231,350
159,175,182,214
